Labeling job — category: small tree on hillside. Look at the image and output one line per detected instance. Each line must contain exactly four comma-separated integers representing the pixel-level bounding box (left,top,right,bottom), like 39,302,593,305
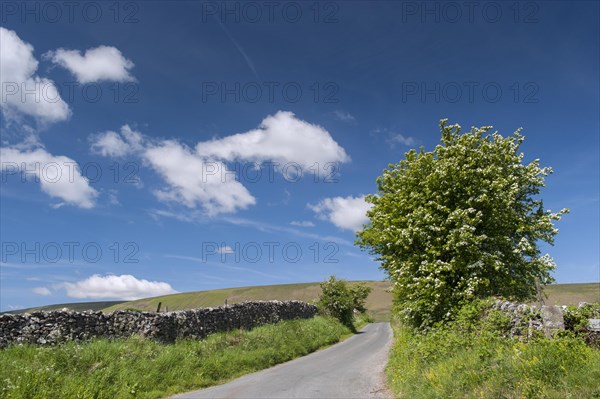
318,276,372,329
356,119,568,329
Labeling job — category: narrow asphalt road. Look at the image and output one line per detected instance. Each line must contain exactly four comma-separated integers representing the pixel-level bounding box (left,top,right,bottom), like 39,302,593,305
169,322,393,399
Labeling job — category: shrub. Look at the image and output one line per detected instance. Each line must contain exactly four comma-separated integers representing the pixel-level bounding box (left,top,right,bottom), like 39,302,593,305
317,276,372,329
563,303,600,348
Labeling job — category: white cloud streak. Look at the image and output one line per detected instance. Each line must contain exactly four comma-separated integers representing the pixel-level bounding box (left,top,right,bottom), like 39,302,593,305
290,220,315,228
333,110,355,122
32,287,51,296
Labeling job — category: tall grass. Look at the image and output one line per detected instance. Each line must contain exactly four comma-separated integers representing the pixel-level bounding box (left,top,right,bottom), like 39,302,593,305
0,316,352,399
386,303,600,398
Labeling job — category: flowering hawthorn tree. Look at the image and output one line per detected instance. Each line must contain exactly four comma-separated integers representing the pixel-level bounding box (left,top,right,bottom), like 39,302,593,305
356,119,568,329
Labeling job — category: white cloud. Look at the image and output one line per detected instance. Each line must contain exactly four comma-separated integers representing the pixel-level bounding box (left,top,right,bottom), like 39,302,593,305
333,110,355,122
388,133,417,147
196,111,350,173
308,195,372,232
60,274,178,300
107,189,120,206
91,131,130,157
290,220,315,227
90,125,256,216
44,45,135,84
89,112,349,216
0,27,70,124
33,287,51,296
90,124,143,157
144,140,256,216
1,143,98,209
372,128,418,148
217,245,235,254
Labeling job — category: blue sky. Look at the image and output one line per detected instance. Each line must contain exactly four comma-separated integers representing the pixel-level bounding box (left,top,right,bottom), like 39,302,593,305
1,1,598,311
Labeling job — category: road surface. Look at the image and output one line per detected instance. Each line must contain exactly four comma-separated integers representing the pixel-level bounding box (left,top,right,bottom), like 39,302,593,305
169,322,393,399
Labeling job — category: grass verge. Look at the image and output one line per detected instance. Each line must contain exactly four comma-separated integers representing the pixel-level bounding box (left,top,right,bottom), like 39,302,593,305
386,303,600,398
0,316,356,399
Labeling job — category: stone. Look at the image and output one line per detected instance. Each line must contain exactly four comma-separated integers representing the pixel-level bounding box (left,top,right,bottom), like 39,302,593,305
541,305,565,337
588,319,600,332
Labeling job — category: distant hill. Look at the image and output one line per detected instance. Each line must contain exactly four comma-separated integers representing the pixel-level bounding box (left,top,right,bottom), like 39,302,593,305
104,281,394,321
541,283,600,306
3,301,125,314
6,282,597,320
103,281,599,321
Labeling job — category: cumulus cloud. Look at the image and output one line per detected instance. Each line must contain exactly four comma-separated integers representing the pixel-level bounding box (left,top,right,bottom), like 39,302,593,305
195,111,350,173
145,141,256,215
44,45,135,83
90,124,143,157
0,27,70,124
90,112,349,216
1,143,98,208
89,126,256,216
60,274,178,300
308,195,372,232
33,287,51,296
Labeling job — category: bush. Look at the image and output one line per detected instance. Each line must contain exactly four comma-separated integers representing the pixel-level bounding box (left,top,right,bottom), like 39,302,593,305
317,276,372,329
563,303,600,348
563,303,600,332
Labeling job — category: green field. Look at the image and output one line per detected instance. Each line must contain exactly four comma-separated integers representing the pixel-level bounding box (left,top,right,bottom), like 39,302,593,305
8,282,598,320
541,283,600,306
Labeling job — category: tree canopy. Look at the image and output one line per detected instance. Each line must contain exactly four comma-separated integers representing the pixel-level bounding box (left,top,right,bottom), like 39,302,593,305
356,119,568,329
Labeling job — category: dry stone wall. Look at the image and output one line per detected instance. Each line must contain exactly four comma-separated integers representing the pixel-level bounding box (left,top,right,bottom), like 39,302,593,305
0,300,317,348
491,299,599,341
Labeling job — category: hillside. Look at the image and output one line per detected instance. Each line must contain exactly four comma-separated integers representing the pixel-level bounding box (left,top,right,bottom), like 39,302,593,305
541,282,600,305
104,281,394,321
103,281,599,321
6,282,597,320
3,301,125,314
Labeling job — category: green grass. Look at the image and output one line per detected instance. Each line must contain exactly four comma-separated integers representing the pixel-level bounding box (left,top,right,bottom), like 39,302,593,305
0,316,358,399
386,303,600,399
